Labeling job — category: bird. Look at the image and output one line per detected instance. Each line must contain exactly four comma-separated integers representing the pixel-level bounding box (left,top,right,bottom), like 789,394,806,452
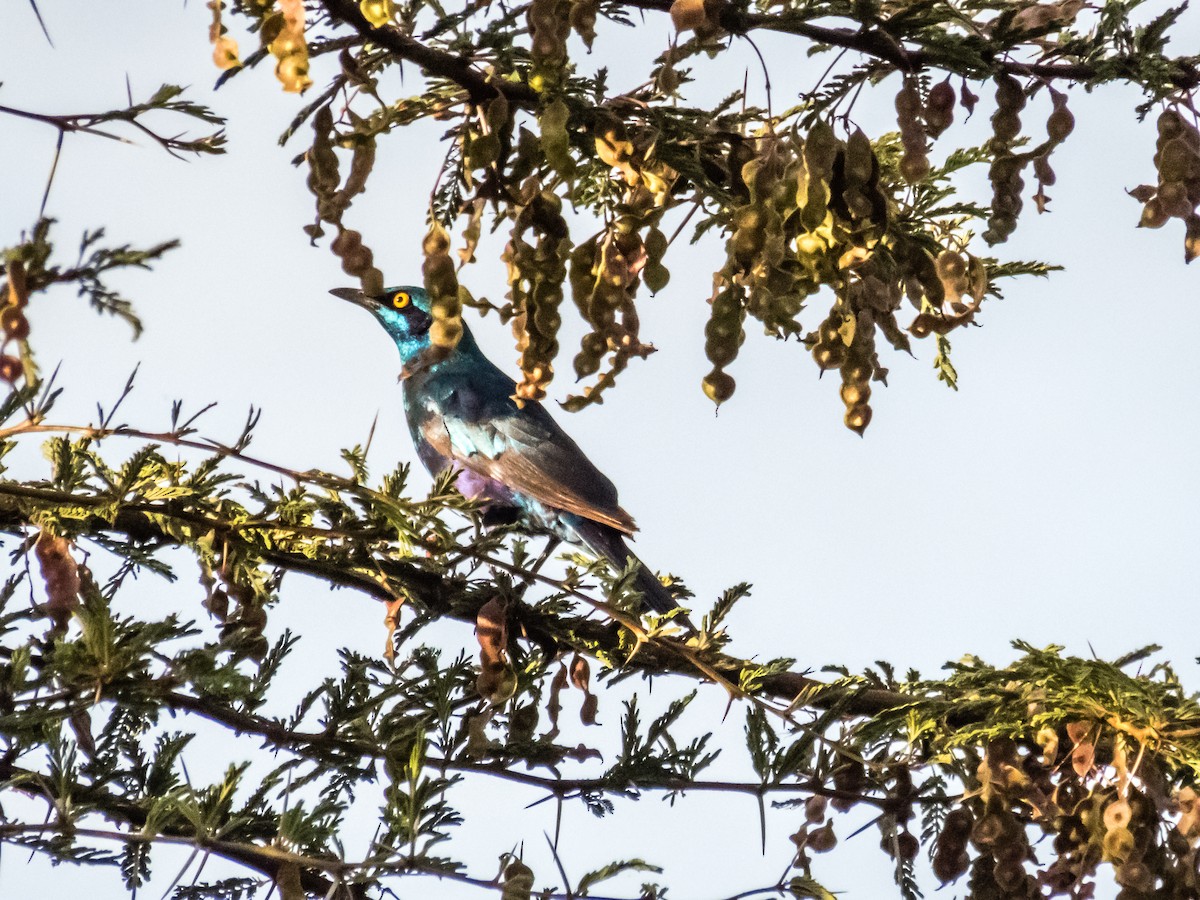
331,284,682,618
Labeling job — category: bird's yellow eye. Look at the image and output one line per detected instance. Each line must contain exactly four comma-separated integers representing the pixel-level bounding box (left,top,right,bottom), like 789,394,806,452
392,291,410,309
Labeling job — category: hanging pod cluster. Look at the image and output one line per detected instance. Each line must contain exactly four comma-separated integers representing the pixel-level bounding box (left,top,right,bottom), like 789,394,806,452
558,112,676,411
704,122,921,432
526,0,571,93
422,222,465,351
0,259,29,383
264,0,313,94
304,106,383,296
1132,108,1200,262
704,124,891,404
503,178,569,402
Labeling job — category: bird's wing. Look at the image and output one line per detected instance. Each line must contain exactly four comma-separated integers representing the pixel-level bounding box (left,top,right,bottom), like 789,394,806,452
417,384,637,535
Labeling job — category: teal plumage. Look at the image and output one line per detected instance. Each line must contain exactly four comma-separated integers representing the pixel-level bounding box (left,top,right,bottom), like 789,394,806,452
333,285,680,615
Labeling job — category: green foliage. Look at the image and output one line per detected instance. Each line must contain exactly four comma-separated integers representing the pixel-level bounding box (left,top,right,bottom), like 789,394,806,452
5,1,1200,897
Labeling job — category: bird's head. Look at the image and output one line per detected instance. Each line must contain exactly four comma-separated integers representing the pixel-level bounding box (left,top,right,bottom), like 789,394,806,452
331,285,439,365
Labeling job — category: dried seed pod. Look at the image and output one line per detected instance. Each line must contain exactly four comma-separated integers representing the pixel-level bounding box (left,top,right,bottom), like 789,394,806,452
704,286,746,369
0,355,23,383
526,0,571,91
807,821,837,853
844,403,871,435
423,221,462,351
1103,825,1136,862
269,0,312,93
1047,102,1075,143
35,532,81,632
568,0,600,48
1139,197,1170,229
1033,154,1056,187
932,847,970,883
925,77,956,138
830,759,866,811
1,307,29,341
811,341,845,370
702,368,735,405
994,74,1026,114
207,0,241,70
1185,213,1200,262
895,77,928,183
501,860,534,900
539,97,573,175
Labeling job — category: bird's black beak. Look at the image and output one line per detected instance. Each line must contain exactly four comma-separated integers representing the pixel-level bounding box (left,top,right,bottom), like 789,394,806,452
329,287,377,309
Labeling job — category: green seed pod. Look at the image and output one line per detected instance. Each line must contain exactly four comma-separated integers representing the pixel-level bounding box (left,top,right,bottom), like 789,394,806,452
844,128,874,186
539,98,574,175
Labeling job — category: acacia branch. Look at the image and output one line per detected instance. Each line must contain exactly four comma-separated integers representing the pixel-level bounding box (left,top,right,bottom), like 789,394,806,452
620,0,1200,88
0,757,367,899
0,473,908,721
137,683,885,807
318,0,539,106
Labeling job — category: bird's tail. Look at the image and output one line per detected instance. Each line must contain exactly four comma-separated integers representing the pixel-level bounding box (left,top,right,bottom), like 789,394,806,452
573,521,682,617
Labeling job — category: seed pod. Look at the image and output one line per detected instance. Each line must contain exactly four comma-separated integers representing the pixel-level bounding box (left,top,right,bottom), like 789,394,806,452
35,532,81,632
1033,154,1055,187
804,120,838,177
0,355,22,383
269,0,312,93
1185,213,1200,262
704,286,746,369
1159,108,1188,141
422,222,462,351
1047,103,1075,143
811,342,845,370
336,136,376,207
526,0,571,91
994,74,1026,113
539,98,573,175
899,153,930,183
1,307,29,341
1139,197,1169,229
844,403,871,435
1102,825,1136,862
932,848,970,884
843,128,874,187
830,759,866,811
992,110,1022,143
359,0,394,26
702,368,735,405
925,77,956,138
807,821,837,853
568,0,600,48
501,860,535,900
895,77,928,183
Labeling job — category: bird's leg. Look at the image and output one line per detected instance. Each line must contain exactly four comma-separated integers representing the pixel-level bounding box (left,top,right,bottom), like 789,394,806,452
523,536,562,584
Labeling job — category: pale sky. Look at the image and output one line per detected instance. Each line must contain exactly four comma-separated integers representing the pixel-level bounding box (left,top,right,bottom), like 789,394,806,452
4,3,1200,898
